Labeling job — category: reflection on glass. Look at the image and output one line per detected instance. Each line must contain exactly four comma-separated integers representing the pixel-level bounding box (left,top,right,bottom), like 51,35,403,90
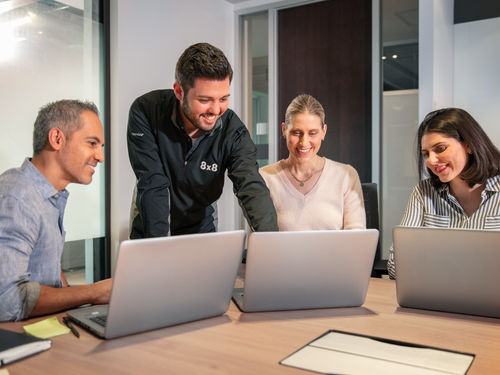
383,42,418,91
242,11,269,167
0,0,106,284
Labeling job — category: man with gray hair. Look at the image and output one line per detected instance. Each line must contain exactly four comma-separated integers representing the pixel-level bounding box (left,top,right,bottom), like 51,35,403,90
0,100,112,321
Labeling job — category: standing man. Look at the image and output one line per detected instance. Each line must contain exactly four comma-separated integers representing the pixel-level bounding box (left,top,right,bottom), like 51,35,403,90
128,42,278,238
0,100,111,322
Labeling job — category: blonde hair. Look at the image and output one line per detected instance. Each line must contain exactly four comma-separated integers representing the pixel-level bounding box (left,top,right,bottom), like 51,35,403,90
284,94,325,127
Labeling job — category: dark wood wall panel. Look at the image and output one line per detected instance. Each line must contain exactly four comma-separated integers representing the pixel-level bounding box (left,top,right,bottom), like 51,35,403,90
278,0,372,182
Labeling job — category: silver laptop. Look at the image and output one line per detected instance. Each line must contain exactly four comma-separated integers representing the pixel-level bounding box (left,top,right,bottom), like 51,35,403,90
67,230,245,339
394,226,500,318
232,230,379,312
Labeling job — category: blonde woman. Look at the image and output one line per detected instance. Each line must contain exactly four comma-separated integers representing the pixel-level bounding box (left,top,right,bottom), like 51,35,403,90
259,94,365,231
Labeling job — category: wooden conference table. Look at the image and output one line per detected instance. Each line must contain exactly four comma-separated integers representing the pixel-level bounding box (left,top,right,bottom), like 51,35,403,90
2,278,500,374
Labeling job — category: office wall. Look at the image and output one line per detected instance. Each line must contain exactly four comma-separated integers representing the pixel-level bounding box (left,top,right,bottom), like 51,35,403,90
454,17,500,148
420,0,500,147
418,0,454,121
109,0,236,268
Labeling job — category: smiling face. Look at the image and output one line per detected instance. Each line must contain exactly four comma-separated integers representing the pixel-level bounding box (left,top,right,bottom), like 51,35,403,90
421,132,470,184
58,110,104,187
174,77,230,137
283,112,326,162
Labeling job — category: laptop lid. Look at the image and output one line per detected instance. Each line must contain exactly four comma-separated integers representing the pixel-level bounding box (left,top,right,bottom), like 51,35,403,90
394,226,500,318
234,230,379,312
68,230,245,339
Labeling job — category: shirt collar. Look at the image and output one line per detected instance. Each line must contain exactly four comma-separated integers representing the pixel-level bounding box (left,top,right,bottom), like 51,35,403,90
436,174,500,195
485,174,500,193
436,182,449,195
21,158,69,201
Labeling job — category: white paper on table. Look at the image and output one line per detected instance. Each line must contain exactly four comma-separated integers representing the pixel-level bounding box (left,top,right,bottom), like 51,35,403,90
280,330,474,375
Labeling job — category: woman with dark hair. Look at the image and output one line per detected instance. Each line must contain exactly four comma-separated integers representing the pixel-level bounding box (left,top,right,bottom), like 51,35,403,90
388,108,500,279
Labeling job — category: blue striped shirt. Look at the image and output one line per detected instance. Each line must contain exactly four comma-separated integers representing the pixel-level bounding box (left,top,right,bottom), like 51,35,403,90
0,158,68,321
388,175,500,279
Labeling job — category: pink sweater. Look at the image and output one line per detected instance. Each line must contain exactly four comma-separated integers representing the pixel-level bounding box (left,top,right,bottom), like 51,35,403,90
259,159,366,231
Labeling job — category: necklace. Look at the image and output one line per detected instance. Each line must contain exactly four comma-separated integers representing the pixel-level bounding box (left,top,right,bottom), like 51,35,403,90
285,159,314,187
285,157,324,188
289,171,312,187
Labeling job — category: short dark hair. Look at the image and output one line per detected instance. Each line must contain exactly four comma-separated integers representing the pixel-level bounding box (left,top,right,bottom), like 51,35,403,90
33,99,99,155
175,42,233,93
417,107,500,188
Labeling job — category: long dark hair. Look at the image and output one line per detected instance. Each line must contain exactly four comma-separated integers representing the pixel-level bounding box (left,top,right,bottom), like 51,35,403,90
417,108,500,188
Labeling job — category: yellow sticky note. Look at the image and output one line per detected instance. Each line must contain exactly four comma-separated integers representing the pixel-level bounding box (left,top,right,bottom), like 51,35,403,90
0,369,11,375
23,316,70,339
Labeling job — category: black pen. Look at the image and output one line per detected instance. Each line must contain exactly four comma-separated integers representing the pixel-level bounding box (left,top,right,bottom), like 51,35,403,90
63,316,80,338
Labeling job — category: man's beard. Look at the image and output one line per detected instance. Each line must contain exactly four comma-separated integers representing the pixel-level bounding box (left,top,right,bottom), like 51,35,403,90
181,99,202,130
181,100,220,131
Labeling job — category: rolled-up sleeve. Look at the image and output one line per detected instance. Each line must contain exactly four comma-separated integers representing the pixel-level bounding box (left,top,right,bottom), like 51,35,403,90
0,196,41,321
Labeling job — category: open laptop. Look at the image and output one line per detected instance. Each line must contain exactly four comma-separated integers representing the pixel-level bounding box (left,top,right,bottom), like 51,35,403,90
232,230,379,312
394,226,500,318
67,230,245,339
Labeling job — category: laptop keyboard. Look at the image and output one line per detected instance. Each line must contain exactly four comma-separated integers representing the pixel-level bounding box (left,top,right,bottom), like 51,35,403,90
90,315,108,327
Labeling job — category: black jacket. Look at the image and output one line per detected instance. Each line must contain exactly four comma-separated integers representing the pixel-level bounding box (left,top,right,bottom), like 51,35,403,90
127,89,278,237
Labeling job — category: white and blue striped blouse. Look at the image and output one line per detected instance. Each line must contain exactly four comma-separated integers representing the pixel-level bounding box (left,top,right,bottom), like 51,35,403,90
387,174,500,279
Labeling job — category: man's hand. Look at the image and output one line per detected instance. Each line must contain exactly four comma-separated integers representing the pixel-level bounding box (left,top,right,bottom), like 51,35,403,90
30,278,113,318
90,278,113,305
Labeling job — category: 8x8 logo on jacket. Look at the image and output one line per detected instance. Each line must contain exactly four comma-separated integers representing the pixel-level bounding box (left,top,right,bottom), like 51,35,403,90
200,161,218,172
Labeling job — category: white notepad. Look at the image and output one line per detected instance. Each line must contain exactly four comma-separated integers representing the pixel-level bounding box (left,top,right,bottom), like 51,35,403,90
280,330,474,375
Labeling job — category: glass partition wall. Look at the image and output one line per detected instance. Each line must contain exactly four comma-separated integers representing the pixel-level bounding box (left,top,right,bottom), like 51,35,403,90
241,11,271,167
380,0,419,257
0,0,108,284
